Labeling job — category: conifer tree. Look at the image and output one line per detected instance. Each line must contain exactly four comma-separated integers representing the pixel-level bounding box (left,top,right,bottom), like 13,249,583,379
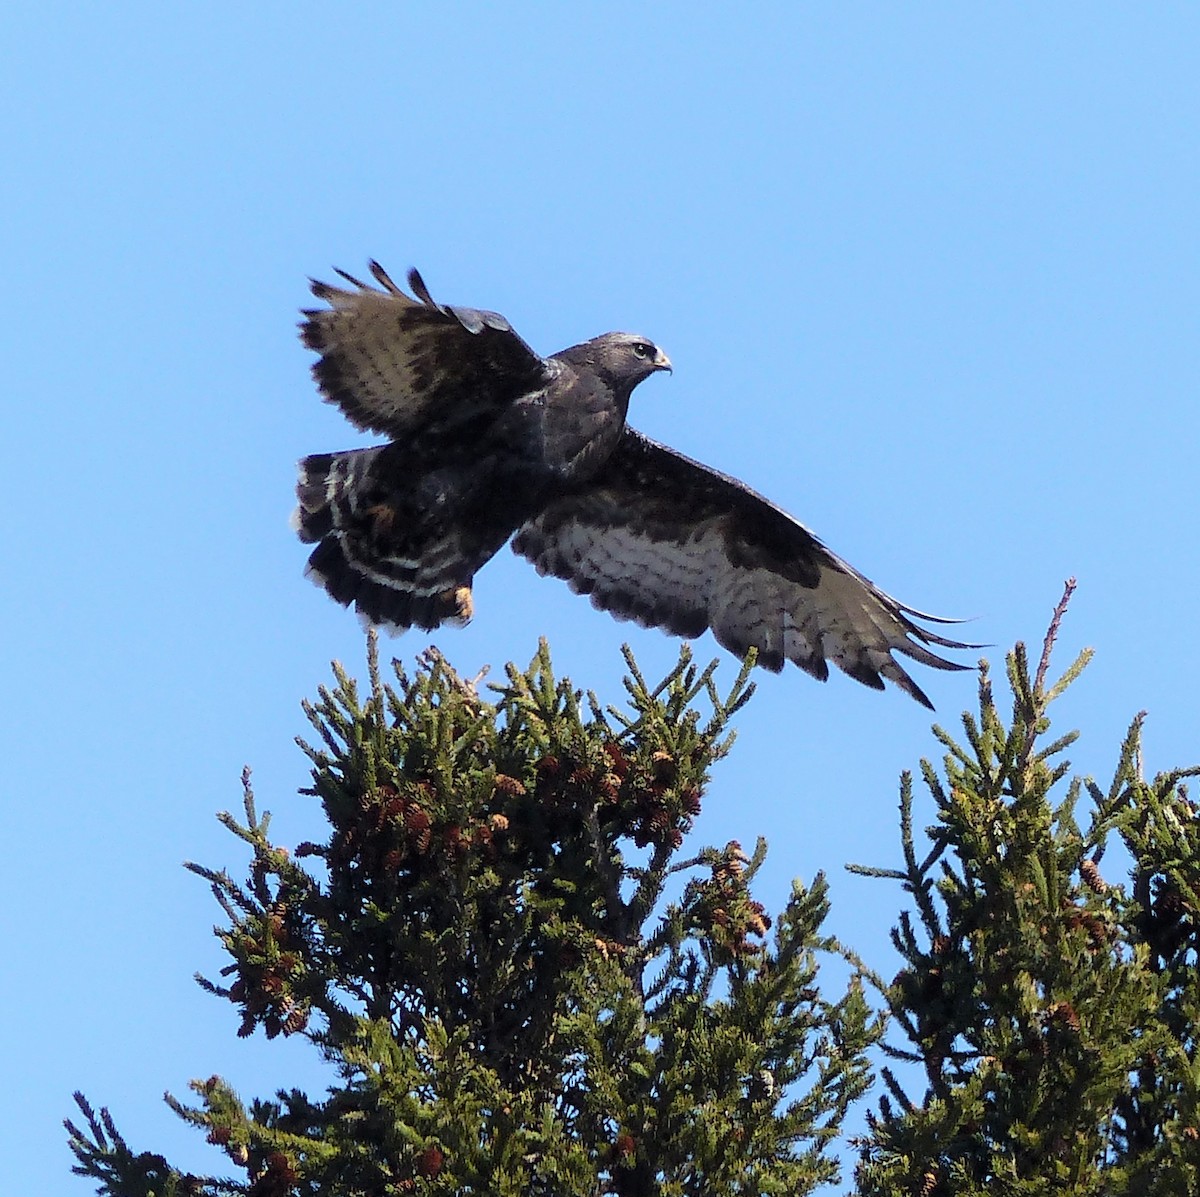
66,587,1200,1194
67,638,878,1196
851,582,1200,1195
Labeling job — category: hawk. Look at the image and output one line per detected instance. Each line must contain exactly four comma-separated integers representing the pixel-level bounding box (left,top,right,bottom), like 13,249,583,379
294,262,970,707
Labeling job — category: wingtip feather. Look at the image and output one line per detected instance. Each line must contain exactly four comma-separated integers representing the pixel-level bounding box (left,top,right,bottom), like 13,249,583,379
332,266,370,290
408,267,436,306
368,260,405,295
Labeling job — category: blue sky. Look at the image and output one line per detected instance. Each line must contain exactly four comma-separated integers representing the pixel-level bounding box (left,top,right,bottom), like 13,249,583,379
4,6,1198,1191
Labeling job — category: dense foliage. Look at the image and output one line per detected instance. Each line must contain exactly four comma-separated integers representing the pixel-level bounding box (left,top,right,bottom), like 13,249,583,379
852,585,1200,1194
69,639,875,1195
68,588,1200,1194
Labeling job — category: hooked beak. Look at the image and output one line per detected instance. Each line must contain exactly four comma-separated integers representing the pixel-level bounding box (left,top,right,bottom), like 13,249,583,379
652,347,673,374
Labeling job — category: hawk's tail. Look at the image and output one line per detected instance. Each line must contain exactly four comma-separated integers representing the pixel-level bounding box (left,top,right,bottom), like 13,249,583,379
292,447,475,631
292,446,384,545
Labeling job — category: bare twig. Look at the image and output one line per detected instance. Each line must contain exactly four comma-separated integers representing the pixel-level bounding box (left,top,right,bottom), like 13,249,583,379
1034,578,1076,698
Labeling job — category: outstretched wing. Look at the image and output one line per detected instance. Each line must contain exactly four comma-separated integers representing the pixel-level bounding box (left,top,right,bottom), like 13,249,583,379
301,262,551,440
512,429,972,707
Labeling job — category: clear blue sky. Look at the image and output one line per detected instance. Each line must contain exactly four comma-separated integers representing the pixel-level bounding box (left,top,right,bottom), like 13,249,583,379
4,6,1197,1192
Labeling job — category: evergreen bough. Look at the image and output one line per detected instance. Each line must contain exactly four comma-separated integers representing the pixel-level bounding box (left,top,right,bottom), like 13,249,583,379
67,585,1200,1194
851,582,1200,1194
69,638,876,1195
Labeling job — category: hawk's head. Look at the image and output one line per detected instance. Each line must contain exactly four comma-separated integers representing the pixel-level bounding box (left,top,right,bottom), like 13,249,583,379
574,332,673,389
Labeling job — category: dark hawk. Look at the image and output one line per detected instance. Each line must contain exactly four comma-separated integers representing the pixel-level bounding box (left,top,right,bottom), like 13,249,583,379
293,262,971,707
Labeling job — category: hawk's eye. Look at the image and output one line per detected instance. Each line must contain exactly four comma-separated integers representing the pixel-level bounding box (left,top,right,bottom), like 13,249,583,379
632,342,652,358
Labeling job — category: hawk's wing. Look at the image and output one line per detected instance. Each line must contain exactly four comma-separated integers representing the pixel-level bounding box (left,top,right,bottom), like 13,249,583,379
301,262,550,440
512,429,972,707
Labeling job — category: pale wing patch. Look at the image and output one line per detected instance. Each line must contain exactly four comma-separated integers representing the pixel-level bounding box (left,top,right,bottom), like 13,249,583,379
301,263,547,440
303,286,438,433
518,517,722,639
515,510,963,707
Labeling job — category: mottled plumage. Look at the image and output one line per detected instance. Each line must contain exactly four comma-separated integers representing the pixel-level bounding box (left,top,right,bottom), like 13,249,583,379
295,262,971,706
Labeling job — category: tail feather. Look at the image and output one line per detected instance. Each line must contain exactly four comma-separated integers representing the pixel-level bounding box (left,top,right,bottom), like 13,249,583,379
293,447,478,631
294,448,383,544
